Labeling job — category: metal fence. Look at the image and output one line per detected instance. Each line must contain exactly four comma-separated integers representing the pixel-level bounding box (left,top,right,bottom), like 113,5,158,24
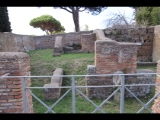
1,73,160,113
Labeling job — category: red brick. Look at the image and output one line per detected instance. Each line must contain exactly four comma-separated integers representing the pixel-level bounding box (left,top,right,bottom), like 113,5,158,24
1,95,14,99
8,92,21,95
1,103,13,106
12,89,22,92
4,109,17,113
5,81,13,85
9,106,23,109
14,95,22,99
14,101,23,105
8,85,21,89
13,81,21,85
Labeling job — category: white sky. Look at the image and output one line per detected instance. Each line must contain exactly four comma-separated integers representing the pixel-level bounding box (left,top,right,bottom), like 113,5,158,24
7,7,135,36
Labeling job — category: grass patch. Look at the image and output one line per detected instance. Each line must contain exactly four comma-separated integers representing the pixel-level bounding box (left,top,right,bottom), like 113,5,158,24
27,49,156,113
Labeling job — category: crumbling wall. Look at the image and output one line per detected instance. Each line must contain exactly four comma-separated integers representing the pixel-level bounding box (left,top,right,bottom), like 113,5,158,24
33,31,93,50
81,33,96,52
86,38,155,99
95,40,138,74
0,52,33,113
0,32,35,52
103,26,154,62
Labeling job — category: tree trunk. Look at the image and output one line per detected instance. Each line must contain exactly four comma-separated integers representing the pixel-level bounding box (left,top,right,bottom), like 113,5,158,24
72,8,80,32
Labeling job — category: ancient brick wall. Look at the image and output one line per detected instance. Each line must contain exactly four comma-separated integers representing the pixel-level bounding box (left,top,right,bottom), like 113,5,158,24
103,26,154,62
81,33,96,52
0,32,35,52
152,60,160,113
33,31,93,50
0,52,33,113
86,39,155,99
95,40,138,74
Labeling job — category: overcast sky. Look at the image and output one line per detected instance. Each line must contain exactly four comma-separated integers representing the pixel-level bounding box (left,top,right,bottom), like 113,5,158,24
7,7,134,36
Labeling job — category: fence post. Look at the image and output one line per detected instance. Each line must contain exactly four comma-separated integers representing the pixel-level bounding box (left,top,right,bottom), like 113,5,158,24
22,77,28,113
120,75,125,113
71,76,76,113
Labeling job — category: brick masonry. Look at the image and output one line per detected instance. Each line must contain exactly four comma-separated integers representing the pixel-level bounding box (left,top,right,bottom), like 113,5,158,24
0,52,33,113
152,60,160,113
95,40,138,74
81,33,96,52
103,26,154,62
86,39,155,99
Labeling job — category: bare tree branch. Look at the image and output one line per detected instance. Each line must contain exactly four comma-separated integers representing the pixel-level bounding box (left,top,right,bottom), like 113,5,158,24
60,7,72,13
102,10,135,29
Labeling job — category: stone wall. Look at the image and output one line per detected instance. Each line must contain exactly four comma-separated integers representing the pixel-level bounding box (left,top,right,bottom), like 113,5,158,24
0,52,33,113
33,31,92,50
0,26,159,62
103,26,154,62
152,60,160,113
0,32,35,52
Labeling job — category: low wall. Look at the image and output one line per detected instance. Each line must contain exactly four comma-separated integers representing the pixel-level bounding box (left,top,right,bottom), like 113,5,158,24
0,32,35,52
33,31,92,50
0,52,33,113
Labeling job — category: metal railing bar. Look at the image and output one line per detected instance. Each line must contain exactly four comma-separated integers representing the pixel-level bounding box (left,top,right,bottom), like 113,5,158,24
25,83,160,89
0,73,10,78
76,88,105,113
125,87,151,113
125,87,145,105
137,91,160,113
45,89,71,113
22,77,28,113
27,90,51,112
76,89,99,110
92,87,121,113
120,75,125,113
71,76,76,113
26,85,121,89
2,72,160,78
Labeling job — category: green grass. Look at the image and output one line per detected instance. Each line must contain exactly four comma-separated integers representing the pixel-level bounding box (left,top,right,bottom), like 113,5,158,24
27,49,156,113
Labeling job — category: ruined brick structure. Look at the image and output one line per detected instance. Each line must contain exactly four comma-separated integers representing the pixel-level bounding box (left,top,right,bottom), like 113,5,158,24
0,52,33,113
103,26,154,62
1,26,160,62
86,39,155,99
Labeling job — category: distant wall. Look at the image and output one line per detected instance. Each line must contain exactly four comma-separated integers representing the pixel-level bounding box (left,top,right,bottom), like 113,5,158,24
33,31,93,49
0,32,35,52
103,26,154,62
0,26,159,62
